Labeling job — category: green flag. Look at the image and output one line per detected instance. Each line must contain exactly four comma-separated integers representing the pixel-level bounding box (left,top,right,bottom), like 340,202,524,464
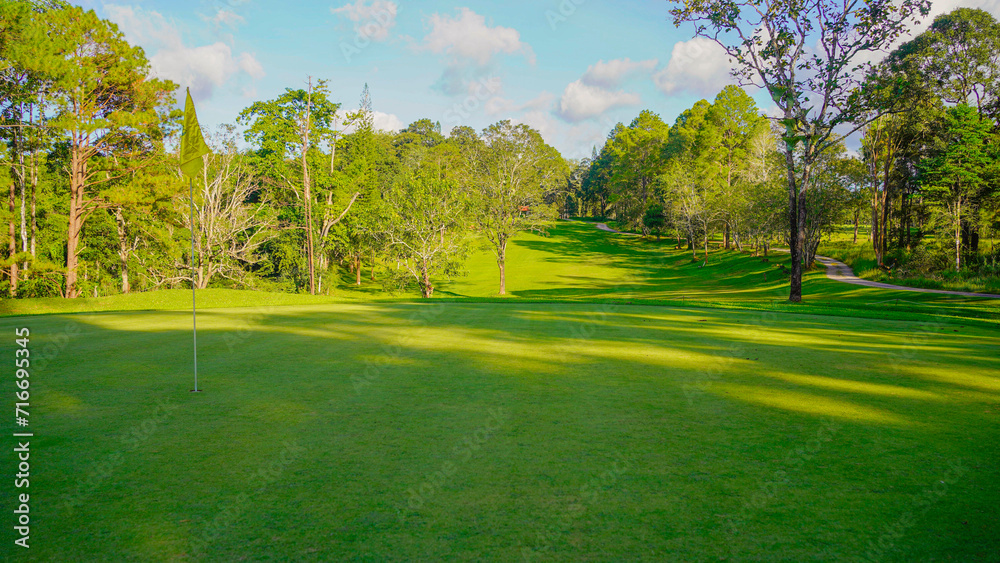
179,88,211,179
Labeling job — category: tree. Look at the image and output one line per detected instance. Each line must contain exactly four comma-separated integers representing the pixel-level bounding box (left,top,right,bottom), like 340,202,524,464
918,104,997,271
156,125,277,289
239,78,351,294
382,143,470,298
466,120,565,295
707,85,768,249
643,203,666,240
331,85,391,287
671,0,930,301
606,110,670,231
804,142,853,266
885,8,1000,122
13,4,177,298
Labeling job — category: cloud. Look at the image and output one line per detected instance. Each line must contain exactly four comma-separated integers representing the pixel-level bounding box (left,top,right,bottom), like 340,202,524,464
422,7,534,66
105,4,264,100
654,37,734,96
581,58,658,89
209,9,245,29
513,109,559,145
372,110,404,133
556,80,641,122
331,0,398,42
485,91,555,116
342,109,405,133
420,8,534,96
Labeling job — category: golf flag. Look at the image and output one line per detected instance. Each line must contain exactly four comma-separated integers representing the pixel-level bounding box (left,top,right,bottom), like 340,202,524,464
179,88,210,179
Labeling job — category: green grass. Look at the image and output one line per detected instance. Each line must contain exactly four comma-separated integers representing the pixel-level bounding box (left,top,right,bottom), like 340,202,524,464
2,302,997,561
2,221,998,560
5,222,998,322
0,288,364,318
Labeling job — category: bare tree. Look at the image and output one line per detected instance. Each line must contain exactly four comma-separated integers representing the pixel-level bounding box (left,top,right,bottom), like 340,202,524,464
167,128,277,289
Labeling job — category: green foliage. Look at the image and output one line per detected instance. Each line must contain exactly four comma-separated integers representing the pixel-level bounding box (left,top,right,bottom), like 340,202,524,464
919,104,999,270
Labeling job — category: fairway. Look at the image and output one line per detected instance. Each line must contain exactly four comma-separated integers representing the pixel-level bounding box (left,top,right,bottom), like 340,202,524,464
3,301,998,561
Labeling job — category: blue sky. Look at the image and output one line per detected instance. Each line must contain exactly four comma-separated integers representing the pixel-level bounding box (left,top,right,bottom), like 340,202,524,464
75,0,999,159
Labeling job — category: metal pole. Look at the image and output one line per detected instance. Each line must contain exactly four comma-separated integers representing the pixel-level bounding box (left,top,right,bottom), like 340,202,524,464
190,177,199,392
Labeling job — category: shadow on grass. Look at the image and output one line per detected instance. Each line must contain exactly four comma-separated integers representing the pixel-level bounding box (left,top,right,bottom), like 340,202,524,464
4,280,999,560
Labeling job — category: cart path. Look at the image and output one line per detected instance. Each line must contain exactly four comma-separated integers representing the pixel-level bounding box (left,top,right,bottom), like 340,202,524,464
811,254,1000,298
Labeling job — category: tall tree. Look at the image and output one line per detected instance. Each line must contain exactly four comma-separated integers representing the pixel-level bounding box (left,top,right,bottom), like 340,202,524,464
239,79,349,295
707,85,768,249
466,120,566,295
671,0,930,301
606,110,670,231
918,104,997,271
382,141,470,298
24,5,177,298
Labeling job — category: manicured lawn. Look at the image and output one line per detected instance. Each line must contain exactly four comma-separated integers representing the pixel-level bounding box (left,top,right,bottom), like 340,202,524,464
2,302,998,561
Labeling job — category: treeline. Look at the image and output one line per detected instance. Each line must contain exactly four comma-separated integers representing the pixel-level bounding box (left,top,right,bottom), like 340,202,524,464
569,7,1000,281
0,1,567,299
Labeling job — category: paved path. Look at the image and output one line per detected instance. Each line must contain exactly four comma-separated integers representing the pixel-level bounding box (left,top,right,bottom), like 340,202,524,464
811,254,1000,298
594,222,639,235
769,248,1000,299
567,219,1000,299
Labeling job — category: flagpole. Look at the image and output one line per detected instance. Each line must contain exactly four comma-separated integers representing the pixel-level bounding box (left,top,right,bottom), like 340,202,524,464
190,176,200,393
180,87,209,393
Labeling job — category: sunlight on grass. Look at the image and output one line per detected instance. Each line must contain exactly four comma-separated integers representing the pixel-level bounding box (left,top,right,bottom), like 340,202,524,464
43,390,87,414
761,372,945,401
714,383,914,426
902,365,1000,394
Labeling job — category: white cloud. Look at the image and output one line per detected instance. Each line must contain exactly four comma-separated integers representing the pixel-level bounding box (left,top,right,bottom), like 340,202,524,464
485,91,554,116
582,58,658,89
342,109,404,133
422,8,534,66
209,9,244,29
420,8,534,96
654,37,734,96
556,80,641,122
513,109,559,145
105,4,264,101
372,110,404,133
331,0,398,42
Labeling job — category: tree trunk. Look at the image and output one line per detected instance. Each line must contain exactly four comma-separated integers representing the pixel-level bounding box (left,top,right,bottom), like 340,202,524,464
304,77,316,295
29,165,36,258
785,148,802,303
355,256,362,286
497,239,507,296
421,261,433,298
702,227,709,267
724,223,730,249
66,144,86,299
114,208,130,294
8,175,18,298
955,198,962,273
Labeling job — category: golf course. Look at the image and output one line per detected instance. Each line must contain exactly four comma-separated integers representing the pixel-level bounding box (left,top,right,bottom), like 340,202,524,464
3,221,998,561
4,0,1000,560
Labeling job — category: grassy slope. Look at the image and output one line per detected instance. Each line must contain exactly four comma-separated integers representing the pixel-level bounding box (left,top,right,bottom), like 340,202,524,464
4,222,998,325
2,302,997,561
